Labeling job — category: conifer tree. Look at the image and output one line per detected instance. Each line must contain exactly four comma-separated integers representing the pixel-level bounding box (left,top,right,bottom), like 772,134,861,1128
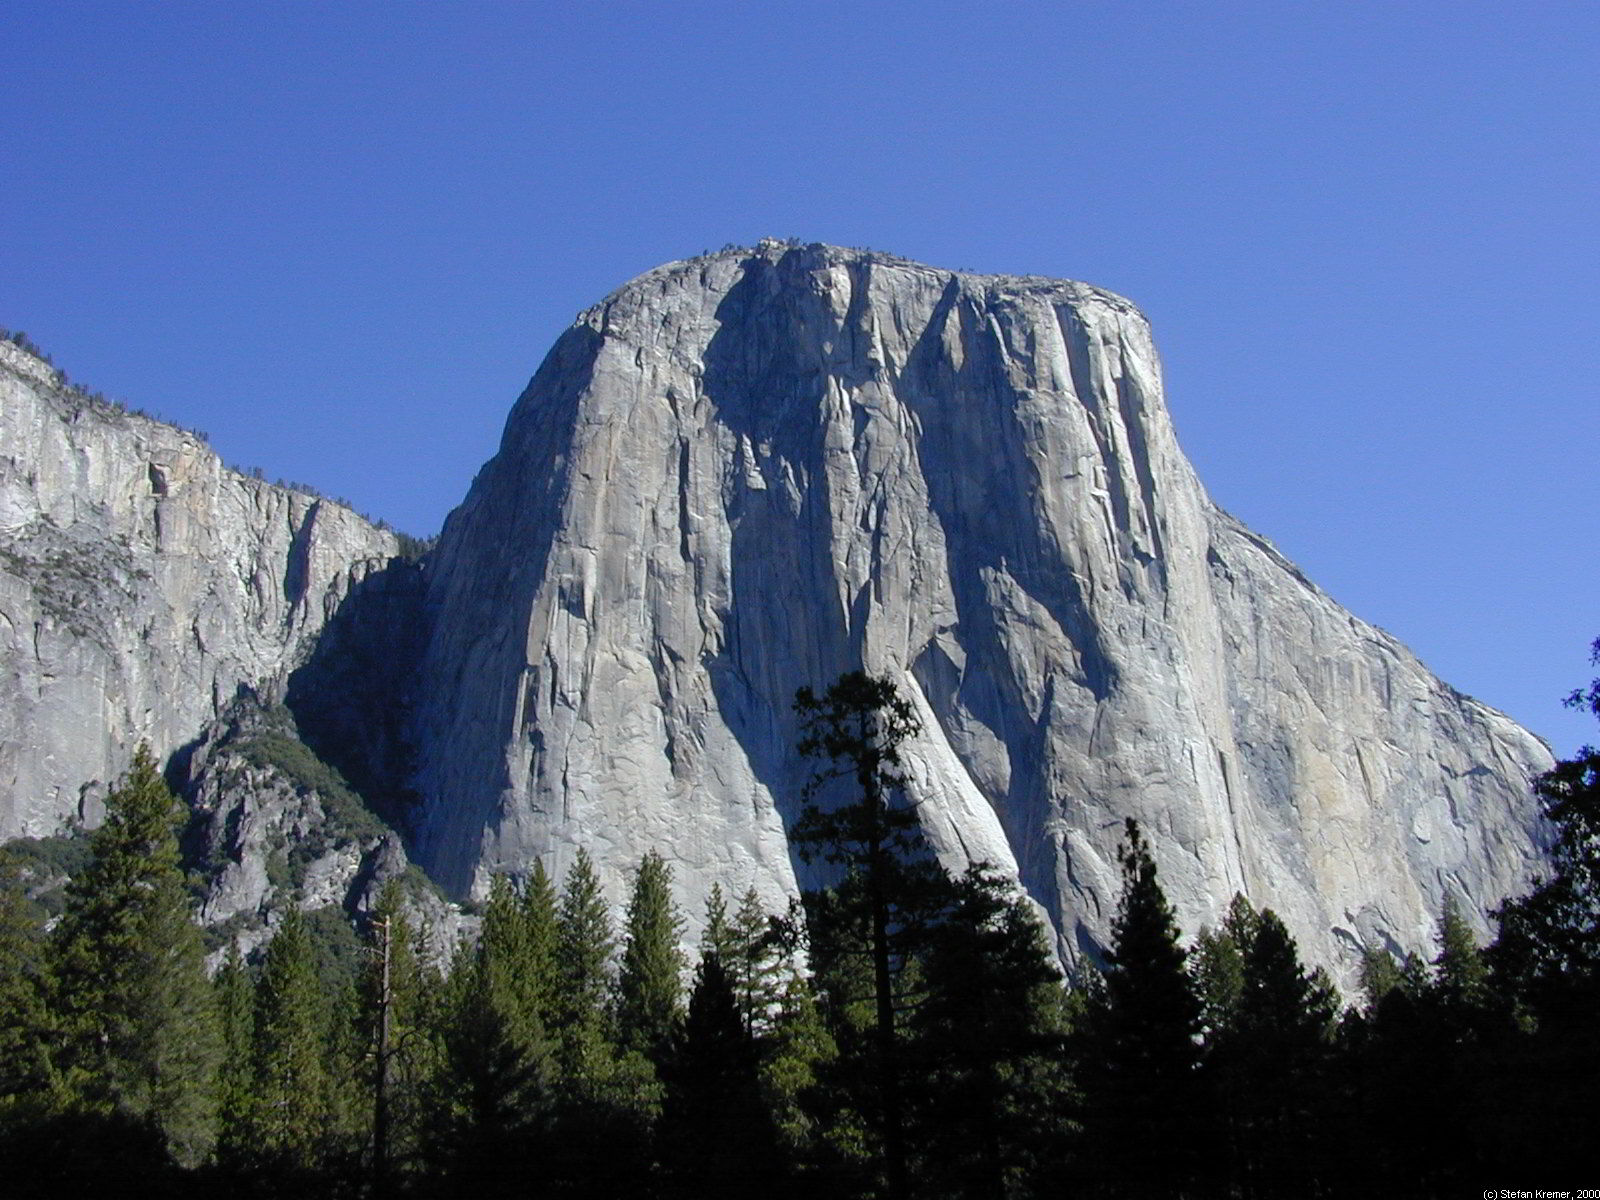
793,671,950,1200
251,906,336,1167
803,881,894,1191
659,953,782,1198
426,938,548,1198
325,971,372,1161
1191,892,1257,1044
1357,943,1406,1012
616,850,686,1062
1385,895,1499,1194
1479,648,1600,1179
908,866,1072,1199
1431,893,1490,1020
702,881,734,963
213,941,255,1160
1190,894,1255,1195
1075,818,1201,1198
0,871,55,1106
547,850,655,1195
425,867,559,1188
729,886,786,1036
480,874,552,1056
1492,644,1600,1012
361,883,429,1191
1355,943,1442,1194
1222,908,1338,1196
51,745,222,1167
760,965,838,1165
555,848,618,1089
522,859,561,1030
1492,749,1600,1006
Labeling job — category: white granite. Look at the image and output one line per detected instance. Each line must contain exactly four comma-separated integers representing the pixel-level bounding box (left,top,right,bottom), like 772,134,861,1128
411,242,1553,974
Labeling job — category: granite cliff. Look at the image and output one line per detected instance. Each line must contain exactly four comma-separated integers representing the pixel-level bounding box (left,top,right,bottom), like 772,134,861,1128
0,337,441,948
413,242,1551,972
0,244,1555,973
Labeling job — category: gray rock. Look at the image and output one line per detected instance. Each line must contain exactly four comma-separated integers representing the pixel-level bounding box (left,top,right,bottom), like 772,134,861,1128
413,242,1552,977
0,243,1555,980
1,340,457,965
0,339,400,840
184,697,462,965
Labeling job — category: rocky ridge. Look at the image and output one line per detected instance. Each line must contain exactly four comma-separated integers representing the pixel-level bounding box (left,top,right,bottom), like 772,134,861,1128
0,244,1557,977
413,241,1552,973
182,697,463,962
0,338,400,838
0,337,440,947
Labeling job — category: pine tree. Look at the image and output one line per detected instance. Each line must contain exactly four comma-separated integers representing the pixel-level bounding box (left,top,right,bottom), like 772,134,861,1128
1392,895,1499,1194
1357,943,1405,1012
760,965,838,1165
1433,894,1488,1008
1190,895,1253,1196
522,859,560,1030
616,850,686,1062
422,868,559,1193
51,745,222,1167
0,870,55,1105
251,906,336,1167
804,881,892,1191
480,873,552,1056
792,671,951,1200
1191,892,1257,1044
1224,908,1338,1196
1492,644,1600,1011
213,941,255,1160
361,882,430,1192
659,953,783,1198
729,886,786,1036
326,973,372,1166
555,848,618,1089
1482,649,1600,1181
909,866,1072,1200
1491,749,1600,1004
1355,943,1443,1194
702,881,734,964
1075,818,1201,1198
426,939,549,1198
546,849,654,1196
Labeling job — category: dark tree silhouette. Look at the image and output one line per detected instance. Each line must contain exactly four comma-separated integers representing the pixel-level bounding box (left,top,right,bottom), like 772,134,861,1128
659,953,784,1198
908,866,1072,1199
792,671,947,1200
1075,819,1201,1198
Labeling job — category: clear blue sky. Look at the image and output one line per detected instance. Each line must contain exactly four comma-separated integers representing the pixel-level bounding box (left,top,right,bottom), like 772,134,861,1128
3,2,1596,752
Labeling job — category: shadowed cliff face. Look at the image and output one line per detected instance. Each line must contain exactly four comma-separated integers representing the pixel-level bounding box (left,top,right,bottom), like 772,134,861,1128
409,243,1552,973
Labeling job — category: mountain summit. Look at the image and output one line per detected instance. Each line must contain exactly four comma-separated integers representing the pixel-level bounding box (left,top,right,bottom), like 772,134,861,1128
407,242,1548,970
0,245,1551,971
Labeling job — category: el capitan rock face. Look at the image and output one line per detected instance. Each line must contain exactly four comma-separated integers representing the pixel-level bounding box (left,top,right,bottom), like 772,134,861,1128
411,242,1552,971
0,244,1555,971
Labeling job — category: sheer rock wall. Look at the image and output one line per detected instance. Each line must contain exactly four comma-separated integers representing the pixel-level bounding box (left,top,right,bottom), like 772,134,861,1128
0,243,1553,975
0,339,400,839
413,243,1551,971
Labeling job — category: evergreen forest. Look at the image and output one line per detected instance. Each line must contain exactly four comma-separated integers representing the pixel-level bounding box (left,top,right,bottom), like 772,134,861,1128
2,664,1598,1199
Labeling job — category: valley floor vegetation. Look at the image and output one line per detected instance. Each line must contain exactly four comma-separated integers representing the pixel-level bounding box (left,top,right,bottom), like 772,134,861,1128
2,665,1598,1199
